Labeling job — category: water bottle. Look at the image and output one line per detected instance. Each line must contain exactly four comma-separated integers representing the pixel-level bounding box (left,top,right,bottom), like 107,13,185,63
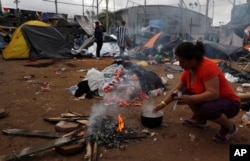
148,88,164,97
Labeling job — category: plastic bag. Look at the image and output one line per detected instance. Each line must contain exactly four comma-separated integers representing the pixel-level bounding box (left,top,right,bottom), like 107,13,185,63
86,68,104,91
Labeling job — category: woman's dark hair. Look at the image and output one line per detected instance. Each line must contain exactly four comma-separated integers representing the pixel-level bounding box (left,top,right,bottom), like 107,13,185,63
174,41,205,61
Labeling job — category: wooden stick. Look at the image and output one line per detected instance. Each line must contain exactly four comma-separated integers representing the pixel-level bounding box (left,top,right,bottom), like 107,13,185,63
62,126,86,138
84,141,92,161
92,140,98,161
61,112,77,117
76,120,89,126
0,135,81,161
68,111,83,116
44,117,88,123
2,128,62,138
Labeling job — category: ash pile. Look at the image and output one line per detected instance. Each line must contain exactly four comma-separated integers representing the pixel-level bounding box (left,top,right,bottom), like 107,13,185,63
89,114,146,149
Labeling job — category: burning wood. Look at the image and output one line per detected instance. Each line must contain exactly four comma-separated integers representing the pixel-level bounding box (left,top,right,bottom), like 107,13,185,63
55,138,86,155
90,115,146,149
84,141,92,161
92,139,98,161
0,112,146,161
77,120,90,125
117,114,125,133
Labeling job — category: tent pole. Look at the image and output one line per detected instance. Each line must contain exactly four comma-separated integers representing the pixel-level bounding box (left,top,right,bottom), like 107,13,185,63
55,0,58,15
205,0,209,32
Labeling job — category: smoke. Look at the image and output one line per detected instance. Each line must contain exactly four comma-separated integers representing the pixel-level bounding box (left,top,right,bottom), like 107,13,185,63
87,102,120,134
141,100,155,113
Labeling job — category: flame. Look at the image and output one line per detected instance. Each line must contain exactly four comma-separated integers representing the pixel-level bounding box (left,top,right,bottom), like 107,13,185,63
76,125,86,137
117,114,125,133
77,130,85,137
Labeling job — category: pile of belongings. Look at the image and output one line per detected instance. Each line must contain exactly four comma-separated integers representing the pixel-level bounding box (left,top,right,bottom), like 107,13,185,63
70,62,165,106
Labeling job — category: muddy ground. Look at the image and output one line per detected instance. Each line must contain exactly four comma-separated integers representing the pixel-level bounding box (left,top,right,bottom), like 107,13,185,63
0,56,250,161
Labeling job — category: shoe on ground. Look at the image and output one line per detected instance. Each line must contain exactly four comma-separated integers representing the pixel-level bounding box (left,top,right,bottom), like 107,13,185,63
183,118,209,128
212,124,238,143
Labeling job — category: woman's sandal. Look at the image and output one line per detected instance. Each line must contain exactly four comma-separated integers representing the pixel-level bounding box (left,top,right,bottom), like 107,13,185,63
212,124,238,143
183,118,209,128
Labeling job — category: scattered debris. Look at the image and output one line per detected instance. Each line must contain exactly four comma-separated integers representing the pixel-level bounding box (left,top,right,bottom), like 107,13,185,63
55,67,66,74
0,108,8,119
166,73,174,79
189,133,196,141
242,111,250,126
76,69,88,72
23,74,35,80
141,128,150,135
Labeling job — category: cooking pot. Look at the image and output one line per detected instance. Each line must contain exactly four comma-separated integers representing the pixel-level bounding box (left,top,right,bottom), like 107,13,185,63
141,111,163,128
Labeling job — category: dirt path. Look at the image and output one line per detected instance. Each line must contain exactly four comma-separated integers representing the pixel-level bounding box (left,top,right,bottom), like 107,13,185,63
0,56,249,161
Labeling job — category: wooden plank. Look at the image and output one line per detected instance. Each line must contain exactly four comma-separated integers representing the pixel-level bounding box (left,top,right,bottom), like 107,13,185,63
44,117,89,123
55,138,86,155
2,128,63,139
0,135,81,161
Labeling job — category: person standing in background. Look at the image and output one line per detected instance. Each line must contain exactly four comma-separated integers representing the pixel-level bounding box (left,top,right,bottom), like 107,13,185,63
116,21,129,59
94,21,106,60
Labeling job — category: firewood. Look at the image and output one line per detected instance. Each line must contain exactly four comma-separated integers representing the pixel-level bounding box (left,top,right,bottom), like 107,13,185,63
62,115,89,119
44,117,89,123
92,140,98,161
0,135,81,161
55,121,81,133
76,120,89,125
61,112,78,117
84,141,92,161
68,111,84,116
55,138,86,155
2,128,62,138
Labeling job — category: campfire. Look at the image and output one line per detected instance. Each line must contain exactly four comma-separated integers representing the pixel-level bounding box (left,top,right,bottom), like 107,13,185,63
117,114,125,133
89,114,144,149
83,113,147,161
1,112,146,161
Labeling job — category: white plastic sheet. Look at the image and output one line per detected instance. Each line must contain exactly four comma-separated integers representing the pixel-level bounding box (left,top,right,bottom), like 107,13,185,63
86,68,105,91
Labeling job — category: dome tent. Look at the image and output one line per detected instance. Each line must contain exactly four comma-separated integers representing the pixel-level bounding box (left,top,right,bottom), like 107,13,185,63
3,20,73,60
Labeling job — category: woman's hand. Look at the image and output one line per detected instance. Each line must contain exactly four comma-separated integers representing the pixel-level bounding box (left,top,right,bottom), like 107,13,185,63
175,95,192,105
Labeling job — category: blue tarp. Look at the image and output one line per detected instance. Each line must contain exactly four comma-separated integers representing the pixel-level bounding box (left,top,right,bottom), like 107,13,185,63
149,20,165,29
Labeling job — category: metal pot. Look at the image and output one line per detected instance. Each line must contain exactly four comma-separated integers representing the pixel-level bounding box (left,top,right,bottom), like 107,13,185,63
141,111,163,128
